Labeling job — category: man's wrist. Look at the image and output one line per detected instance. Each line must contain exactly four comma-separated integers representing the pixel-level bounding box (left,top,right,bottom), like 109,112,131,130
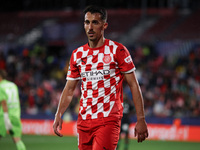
55,112,62,118
137,116,145,121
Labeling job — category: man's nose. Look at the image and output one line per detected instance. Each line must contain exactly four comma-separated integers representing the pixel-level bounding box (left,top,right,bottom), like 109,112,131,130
89,23,93,29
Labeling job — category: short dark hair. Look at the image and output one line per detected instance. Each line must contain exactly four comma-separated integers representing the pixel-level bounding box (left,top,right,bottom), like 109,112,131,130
0,69,7,79
83,5,107,22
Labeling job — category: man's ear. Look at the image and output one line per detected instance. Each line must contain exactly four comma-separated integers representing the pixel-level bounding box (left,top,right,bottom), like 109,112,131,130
104,22,108,30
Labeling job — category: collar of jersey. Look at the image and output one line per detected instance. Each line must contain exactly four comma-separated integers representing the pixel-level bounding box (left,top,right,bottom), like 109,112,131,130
85,39,109,50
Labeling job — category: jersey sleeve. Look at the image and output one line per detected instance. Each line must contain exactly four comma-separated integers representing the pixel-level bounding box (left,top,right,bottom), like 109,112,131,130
115,44,135,73
66,52,81,80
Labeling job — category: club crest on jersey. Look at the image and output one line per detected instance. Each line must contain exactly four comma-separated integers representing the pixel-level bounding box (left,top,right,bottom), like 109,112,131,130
103,55,111,64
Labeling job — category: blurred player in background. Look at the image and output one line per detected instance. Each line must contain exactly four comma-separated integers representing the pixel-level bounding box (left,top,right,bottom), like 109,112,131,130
117,93,134,150
53,5,148,150
0,69,26,150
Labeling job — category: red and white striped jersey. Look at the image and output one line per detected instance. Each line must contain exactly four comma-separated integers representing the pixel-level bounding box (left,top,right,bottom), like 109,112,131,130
67,39,135,120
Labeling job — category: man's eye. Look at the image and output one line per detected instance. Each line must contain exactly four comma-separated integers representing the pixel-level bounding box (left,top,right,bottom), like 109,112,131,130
85,21,90,24
93,21,99,24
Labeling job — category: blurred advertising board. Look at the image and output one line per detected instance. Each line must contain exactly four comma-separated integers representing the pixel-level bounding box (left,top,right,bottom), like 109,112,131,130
22,119,77,136
21,119,200,142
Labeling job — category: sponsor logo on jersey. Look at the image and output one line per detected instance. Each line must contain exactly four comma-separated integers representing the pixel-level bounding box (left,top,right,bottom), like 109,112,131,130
81,70,110,80
124,56,132,63
81,70,110,77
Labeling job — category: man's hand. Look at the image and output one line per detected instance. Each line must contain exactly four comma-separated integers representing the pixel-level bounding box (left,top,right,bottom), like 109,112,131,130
53,114,63,137
3,112,12,130
134,118,148,143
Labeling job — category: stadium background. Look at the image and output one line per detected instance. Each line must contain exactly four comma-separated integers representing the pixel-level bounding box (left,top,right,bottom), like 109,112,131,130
0,0,200,149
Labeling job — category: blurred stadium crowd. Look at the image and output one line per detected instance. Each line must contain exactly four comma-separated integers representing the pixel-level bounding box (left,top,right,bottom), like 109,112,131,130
0,0,200,122
0,40,200,120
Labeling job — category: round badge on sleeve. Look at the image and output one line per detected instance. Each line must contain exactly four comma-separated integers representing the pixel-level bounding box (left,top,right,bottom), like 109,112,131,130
103,55,111,64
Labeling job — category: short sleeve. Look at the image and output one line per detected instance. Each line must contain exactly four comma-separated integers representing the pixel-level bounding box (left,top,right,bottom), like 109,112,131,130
66,52,81,80
115,44,135,73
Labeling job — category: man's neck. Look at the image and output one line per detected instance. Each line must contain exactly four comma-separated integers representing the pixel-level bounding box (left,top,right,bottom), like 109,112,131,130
88,37,105,48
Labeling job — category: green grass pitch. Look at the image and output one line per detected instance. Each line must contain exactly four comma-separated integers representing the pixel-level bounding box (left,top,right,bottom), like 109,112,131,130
0,134,200,150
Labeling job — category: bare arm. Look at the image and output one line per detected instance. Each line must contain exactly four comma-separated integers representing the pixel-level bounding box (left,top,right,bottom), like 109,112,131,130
53,80,79,137
1,100,8,112
124,71,148,142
